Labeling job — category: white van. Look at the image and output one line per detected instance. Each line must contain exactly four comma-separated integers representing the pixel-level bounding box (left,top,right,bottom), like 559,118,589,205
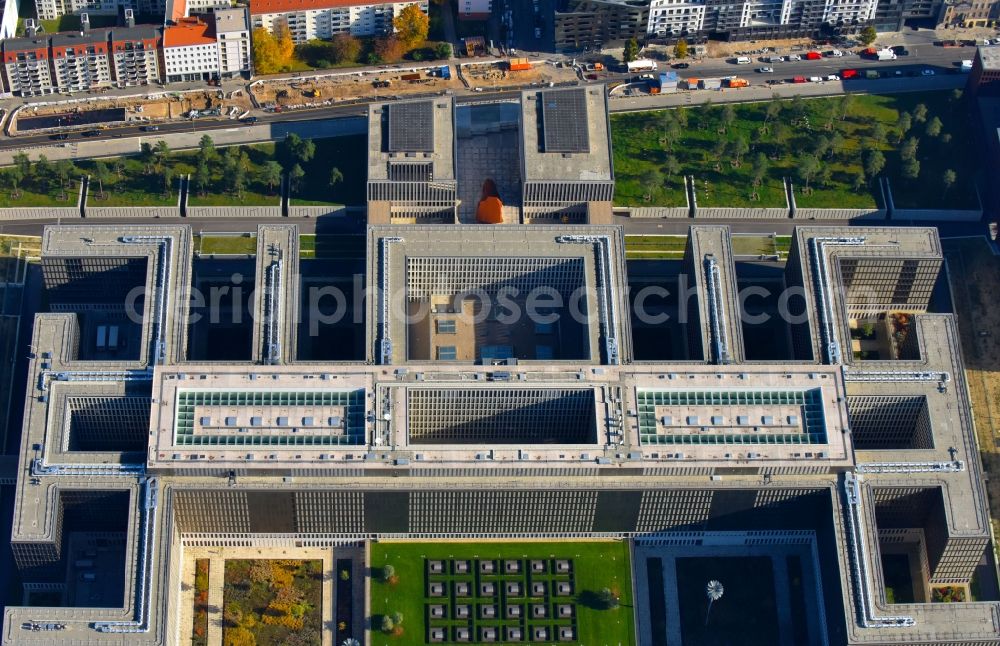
735,56,752,64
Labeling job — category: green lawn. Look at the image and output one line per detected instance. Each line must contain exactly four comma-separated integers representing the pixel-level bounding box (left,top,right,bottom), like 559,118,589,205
731,234,791,259
186,143,281,207
79,156,181,207
0,186,80,208
611,91,978,211
625,235,688,260
369,540,635,646
298,234,366,260
198,235,257,256
289,136,367,206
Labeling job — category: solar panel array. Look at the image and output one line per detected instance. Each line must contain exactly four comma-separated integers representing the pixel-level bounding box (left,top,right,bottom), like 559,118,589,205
540,89,590,153
387,101,434,152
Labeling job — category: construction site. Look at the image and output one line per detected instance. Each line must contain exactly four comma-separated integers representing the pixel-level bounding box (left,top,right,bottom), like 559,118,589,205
248,66,462,111
460,59,580,90
10,89,253,134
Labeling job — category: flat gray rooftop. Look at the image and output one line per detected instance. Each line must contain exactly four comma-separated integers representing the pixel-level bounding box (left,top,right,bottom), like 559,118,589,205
367,98,456,182
520,86,613,182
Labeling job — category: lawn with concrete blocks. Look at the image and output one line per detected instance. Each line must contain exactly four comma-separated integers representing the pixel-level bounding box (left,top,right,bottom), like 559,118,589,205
611,90,978,211
369,541,635,645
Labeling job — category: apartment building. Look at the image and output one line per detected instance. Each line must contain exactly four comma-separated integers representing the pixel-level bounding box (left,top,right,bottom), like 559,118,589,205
34,0,166,22
50,30,114,92
556,0,876,48
0,0,18,39
213,7,252,78
1,36,56,97
250,0,429,43
109,25,162,87
161,17,220,82
940,0,999,26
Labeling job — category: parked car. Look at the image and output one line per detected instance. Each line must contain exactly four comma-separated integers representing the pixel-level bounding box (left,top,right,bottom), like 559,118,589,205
671,62,690,69
826,74,840,81
786,54,802,62
757,66,774,73
241,116,258,124
140,125,159,132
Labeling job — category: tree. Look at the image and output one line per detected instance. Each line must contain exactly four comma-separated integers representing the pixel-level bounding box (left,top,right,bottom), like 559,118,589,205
382,564,395,582
195,160,211,195
871,122,887,145
860,25,877,46
252,27,281,75
942,169,957,194
139,142,155,173
34,155,52,192
281,133,315,167
198,134,217,163
829,131,845,158
764,99,781,125
92,160,111,198
289,164,305,193
380,615,395,633
393,4,429,51
896,112,912,141
623,37,639,63
161,165,174,196
912,103,928,123
1,168,23,199
811,134,831,159
329,166,344,189
705,580,724,626
673,39,688,59
852,172,867,193
154,139,170,162
721,104,735,133
729,136,749,166
796,153,820,192
673,107,689,129
864,149,885,179
54,159,75,191
642,168,663,202
663,156,681,179
902,158,920,180
838,93,854,121
274,19,296,70
12,152,30,180
925,116,942,137
900,136,919,162
435,42,452,60
331,32,362,64
374,35,404,63
262,161,283,192
752,152,769,186
598,587,620,609
391,611,404,625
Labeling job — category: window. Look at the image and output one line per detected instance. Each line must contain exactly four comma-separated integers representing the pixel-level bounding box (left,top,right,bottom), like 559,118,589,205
436,319,456,334
437,346,457,361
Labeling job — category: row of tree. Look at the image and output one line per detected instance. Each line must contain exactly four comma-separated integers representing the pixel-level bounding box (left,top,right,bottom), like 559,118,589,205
3,152,80,200
253,6,431,73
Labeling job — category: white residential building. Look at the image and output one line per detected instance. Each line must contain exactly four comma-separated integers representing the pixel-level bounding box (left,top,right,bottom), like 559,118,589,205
34,0,166,22
647,0,706,36
0,0,19,40
250,0,429,44
161,17,219,82
1,36,55,96
213,7,252,78
110,24,162,87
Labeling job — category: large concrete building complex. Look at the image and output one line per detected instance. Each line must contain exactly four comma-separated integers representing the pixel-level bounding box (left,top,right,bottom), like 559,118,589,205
1,210,998,645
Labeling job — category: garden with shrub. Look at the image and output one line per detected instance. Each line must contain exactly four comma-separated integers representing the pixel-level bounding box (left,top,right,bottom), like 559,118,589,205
222,559,322,646
611,90,978,211
191,559,209,646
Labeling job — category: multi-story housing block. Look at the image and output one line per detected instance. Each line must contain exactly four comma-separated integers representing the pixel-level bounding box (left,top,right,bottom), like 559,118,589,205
250,0,429,43
50,31,113,93
213,8,252,79
34,0,166,22
1,36,56,97
109,25,162,87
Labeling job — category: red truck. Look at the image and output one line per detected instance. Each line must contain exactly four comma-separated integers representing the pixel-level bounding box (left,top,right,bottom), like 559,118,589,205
792,76,807,83
841,68,859,79
806,51,822,60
